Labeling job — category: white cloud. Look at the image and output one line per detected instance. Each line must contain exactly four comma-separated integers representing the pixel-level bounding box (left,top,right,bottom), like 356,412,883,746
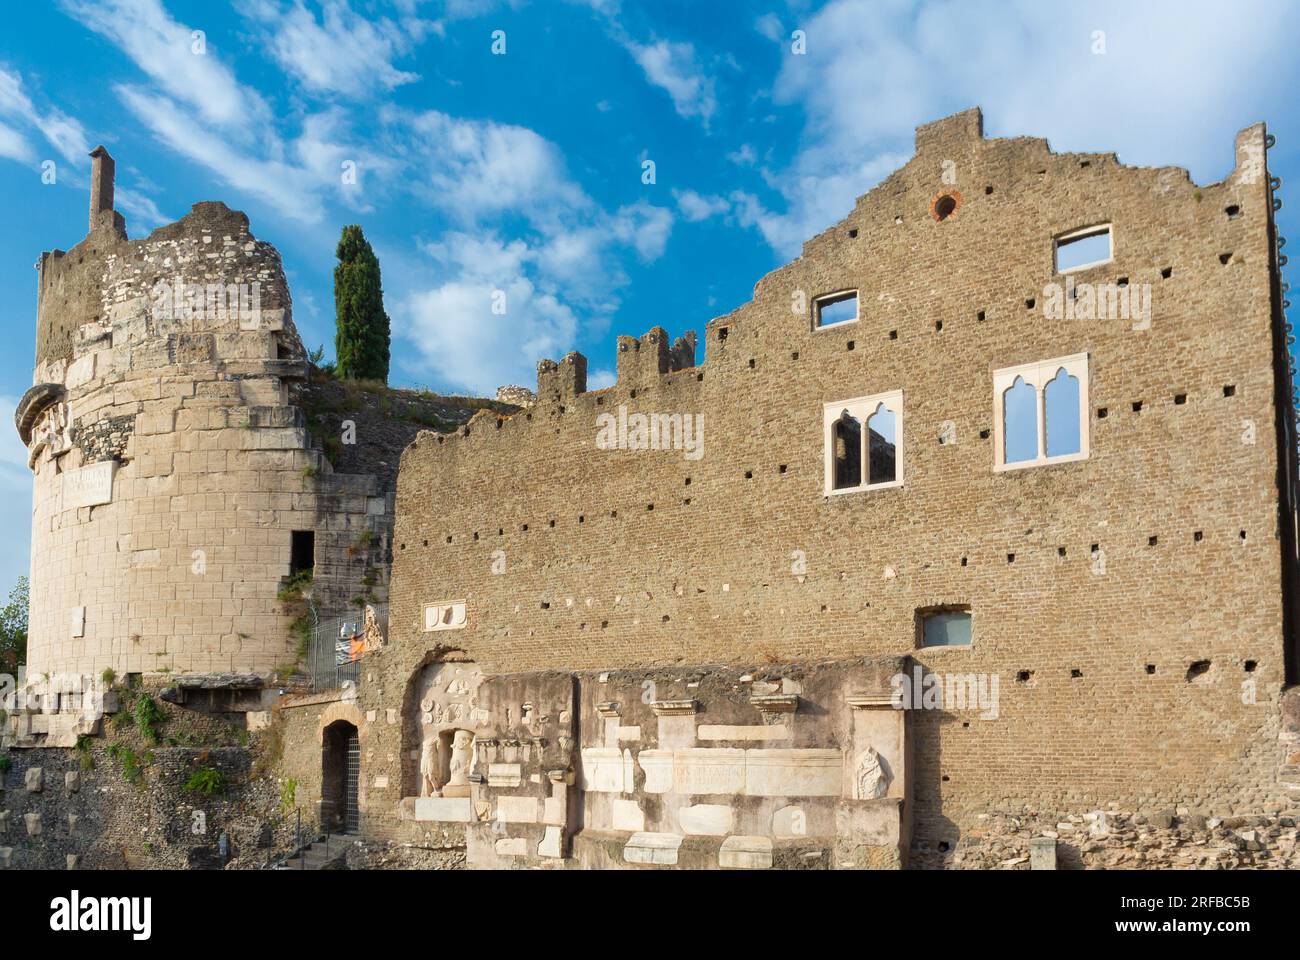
394,108,591,226
754,13,783,43
624,39,717,126
610,201,674,261
115,86,393,226
444,0,525,17
401,269,580,395
572,4,719,127
587,368,616,390
0,66,89,162
567,0,621,14
672,188,730,222
739,0,1300,259
384,111,674,393
398,199,674,392
240,0,432,98
731,152,910,258
62,0,270,134
117,85,325,222
0,120,33,164
114,186,169,229
727,143,757,166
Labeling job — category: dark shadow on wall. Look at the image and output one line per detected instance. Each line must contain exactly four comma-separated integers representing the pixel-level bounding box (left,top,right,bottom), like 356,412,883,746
906,709,961,870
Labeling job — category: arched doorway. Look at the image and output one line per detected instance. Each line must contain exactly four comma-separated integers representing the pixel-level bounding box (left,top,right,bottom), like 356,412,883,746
321,720,360,834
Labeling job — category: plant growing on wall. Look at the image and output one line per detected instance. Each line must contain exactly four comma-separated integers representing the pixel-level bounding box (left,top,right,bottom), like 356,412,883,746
132,695,163,745
107,743,147,786
333,225,390,383
75,734,95,771
277,569,315,668
0,576,28,669
184,766,226,796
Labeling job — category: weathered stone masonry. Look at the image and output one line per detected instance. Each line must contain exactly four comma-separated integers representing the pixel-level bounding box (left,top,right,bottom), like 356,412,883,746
342,108,1300,868
17,148,399,682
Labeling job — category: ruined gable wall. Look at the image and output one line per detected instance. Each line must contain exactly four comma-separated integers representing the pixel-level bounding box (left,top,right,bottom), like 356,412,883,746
374,109,1293,851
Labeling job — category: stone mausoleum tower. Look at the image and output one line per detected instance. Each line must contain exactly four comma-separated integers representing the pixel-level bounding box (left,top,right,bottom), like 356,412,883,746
15,148,395,682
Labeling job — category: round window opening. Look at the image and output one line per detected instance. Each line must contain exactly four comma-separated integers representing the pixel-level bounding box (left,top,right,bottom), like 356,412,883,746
932,192,960,222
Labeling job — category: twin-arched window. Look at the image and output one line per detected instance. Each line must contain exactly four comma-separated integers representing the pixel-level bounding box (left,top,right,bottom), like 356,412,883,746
823,390,904,495
994,353,1089,470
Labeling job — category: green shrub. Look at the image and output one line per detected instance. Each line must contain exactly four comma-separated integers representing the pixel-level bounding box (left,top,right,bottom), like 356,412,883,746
133,695,163,745
75,734,95,771
107,743,146,785
184,766,226,796
277,569,313,604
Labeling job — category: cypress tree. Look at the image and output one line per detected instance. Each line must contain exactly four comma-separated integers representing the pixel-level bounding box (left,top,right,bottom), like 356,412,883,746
333,225,391,382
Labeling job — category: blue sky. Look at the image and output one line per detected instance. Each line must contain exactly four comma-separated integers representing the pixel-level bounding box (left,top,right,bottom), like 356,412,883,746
1,0,1299,594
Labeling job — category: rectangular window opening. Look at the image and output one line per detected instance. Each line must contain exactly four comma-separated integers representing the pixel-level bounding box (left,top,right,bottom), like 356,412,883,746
290,530,315,577
1054,225,1113,273
918,606,972,648
814,290,859,329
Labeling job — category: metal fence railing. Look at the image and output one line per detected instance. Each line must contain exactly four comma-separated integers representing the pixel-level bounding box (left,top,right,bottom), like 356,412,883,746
305,615,364,693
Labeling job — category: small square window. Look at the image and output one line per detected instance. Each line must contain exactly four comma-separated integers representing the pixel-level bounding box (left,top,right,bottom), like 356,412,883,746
814,291,859,329
919,608,972,648
1054,225,1113,273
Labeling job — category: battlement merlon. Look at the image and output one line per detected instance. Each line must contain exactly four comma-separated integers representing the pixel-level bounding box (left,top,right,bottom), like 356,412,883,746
536,352,587,401
614,327,697,388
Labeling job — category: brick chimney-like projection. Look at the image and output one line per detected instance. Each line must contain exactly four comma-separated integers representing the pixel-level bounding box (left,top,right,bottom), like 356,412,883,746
88,145,123,234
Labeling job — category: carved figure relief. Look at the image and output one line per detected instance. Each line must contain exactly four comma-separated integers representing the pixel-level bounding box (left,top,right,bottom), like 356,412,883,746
448,730,474,786
853,747,890,800
407,661,484,799
420,734,440,797
361,604,385,651
35,402,71,459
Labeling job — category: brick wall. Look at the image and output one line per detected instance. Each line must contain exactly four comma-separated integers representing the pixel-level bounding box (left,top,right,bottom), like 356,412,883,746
374,108,1298,853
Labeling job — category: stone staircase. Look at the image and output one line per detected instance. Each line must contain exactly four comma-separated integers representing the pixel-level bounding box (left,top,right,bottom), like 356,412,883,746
276,834,353,870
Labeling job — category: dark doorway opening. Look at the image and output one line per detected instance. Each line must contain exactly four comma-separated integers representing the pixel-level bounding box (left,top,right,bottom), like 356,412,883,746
321,720,360,834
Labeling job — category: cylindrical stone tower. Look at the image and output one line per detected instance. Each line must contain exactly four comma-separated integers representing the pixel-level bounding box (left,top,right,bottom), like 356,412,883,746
16,148,390,681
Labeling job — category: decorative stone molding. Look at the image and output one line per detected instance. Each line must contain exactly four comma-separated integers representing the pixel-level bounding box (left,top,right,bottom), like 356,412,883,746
650,699,698,716
750,693,799,715
14,382,65,445
595,701,620,718
423,600,467,632
846,694,897,710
